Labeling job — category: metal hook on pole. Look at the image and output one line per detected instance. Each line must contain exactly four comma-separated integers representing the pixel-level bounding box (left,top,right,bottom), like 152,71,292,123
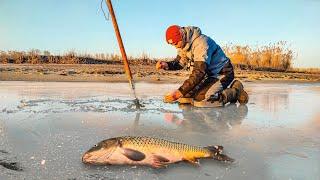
105,0,143,109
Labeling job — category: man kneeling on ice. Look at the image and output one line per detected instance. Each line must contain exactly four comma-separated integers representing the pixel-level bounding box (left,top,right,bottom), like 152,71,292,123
156,25,248,107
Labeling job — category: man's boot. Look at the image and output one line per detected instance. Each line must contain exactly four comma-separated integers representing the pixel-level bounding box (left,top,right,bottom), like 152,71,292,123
221,88,238,104
229,80,249,104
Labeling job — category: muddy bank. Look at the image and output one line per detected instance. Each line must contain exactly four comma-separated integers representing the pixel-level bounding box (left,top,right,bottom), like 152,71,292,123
1,64,319,82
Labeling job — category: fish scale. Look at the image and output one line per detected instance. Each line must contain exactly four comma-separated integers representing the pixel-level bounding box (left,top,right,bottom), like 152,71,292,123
120,136,207,156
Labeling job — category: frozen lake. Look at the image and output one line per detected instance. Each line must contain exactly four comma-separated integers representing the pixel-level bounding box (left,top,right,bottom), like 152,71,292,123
0,81,319,180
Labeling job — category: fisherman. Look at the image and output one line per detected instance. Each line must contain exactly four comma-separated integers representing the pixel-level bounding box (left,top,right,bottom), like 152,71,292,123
156,25,248,107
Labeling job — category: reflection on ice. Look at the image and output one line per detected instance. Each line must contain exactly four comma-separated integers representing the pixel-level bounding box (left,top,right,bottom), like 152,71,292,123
6,97,249,135
163,104,248,133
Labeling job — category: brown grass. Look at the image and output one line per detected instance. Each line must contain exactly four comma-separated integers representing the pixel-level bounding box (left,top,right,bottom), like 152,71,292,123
0,42,298,72
223,41,294,71
0,49,158,65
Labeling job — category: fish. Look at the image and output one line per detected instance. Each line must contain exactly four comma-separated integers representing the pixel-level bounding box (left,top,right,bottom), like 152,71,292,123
82,136,234,168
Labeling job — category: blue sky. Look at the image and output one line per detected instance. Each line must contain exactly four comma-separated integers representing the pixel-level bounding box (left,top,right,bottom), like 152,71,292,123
1,0,319,68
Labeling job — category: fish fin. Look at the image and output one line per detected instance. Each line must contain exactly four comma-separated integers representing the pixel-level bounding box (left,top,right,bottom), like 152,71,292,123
150,162,166,169
204,145,234,163
152,155,170,163
204,145,223,154
213,154,235,163
121,148,146,161
183,158,200,166
150,155,169,168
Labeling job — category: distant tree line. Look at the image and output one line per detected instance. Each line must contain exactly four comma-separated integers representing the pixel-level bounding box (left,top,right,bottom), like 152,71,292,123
0,50,158,65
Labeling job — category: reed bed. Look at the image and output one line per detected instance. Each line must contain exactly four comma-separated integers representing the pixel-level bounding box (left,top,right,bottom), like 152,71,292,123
0,42,300,72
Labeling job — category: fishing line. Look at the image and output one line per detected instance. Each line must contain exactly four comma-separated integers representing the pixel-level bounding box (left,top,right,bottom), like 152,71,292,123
100,0,110,21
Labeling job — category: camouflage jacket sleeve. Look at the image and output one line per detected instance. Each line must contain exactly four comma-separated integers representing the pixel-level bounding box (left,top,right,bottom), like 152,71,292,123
166,55,184,70
177,38,210,96
178,61,206,95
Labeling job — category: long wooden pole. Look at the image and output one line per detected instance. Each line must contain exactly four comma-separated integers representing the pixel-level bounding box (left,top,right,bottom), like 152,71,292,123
105,0,142,108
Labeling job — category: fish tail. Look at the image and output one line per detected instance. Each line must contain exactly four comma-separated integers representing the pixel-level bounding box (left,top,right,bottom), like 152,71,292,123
204,145,234,163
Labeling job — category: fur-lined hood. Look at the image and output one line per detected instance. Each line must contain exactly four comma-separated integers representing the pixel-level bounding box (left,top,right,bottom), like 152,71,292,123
180,26,202,51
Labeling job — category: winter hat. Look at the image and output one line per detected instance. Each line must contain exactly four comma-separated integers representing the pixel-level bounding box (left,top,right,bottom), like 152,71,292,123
166,25,182,44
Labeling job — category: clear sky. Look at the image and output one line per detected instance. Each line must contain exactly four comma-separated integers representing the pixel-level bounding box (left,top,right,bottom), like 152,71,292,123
1,0,319,68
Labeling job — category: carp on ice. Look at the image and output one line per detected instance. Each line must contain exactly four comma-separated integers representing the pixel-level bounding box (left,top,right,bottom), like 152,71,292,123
82,136,234,168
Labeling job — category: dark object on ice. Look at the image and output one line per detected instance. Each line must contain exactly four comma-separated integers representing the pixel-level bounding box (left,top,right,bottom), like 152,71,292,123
0,150,8,154
0,160,23,171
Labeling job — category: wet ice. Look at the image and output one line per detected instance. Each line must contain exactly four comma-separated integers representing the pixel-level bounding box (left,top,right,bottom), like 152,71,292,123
0,81,319,180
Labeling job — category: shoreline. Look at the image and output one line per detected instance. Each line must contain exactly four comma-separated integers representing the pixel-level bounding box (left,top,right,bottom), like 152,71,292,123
1,64,319,83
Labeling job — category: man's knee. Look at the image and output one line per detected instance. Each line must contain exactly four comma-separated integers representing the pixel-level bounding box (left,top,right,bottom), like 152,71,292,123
194,93,205,101
204,81,223,100
194,81,222,101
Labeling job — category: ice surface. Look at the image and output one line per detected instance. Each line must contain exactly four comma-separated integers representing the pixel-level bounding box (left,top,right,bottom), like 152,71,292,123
0,81,319,179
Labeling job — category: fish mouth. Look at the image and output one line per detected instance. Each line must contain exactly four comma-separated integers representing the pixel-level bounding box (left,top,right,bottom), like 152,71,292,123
82,154,106,165
82,151,114,165
82,144,118,165
82,157,111,165
82,153,93,164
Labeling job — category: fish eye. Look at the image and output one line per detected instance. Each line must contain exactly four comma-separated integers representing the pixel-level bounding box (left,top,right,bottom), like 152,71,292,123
94,144,98,147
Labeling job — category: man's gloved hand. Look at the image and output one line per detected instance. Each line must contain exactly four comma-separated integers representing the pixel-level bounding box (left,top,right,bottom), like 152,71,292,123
156,61,168,70
163,90,183,103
